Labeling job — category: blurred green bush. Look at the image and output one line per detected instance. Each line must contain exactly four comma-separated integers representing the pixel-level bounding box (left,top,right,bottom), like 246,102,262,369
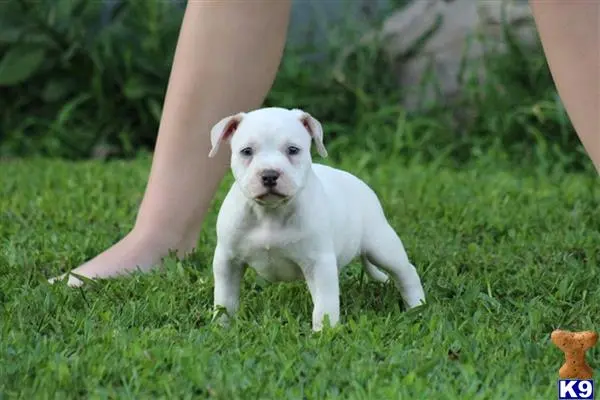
0,0,182,159
0,0,589,172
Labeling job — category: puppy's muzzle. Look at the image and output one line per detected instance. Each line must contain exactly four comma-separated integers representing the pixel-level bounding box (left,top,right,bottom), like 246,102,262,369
261,169,280,188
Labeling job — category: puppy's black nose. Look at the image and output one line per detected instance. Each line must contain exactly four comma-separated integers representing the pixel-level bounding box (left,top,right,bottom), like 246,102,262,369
261,169,280,188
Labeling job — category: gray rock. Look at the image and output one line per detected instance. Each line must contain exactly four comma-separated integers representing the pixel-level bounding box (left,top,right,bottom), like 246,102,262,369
367,0,539,111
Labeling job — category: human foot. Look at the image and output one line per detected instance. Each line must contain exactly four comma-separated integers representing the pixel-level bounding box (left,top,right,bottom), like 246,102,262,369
48,230,196,287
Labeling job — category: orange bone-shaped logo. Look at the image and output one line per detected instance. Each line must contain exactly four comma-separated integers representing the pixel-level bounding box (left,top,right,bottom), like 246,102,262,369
551,329,597,379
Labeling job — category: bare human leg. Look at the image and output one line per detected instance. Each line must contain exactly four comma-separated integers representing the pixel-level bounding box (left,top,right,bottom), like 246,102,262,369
50,0,292,286
530,0,600,173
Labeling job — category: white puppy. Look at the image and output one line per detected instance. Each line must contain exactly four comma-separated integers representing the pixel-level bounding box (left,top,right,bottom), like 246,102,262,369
209,107,425,331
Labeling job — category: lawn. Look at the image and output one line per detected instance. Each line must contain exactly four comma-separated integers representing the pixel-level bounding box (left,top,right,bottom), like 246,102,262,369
1,151,599,399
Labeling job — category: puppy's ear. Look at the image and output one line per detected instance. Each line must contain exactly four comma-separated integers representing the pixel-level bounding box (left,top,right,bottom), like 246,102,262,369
208,112,246,158
291,109,328,158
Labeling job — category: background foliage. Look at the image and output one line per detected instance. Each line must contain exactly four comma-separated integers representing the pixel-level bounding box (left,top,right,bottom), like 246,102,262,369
0,0,591,172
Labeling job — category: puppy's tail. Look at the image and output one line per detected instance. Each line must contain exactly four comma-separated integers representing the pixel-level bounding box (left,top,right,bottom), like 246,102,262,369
361,255,389,283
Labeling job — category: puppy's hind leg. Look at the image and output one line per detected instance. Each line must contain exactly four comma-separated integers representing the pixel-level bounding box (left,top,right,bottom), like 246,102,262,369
363,223,425,309
360,255,389,283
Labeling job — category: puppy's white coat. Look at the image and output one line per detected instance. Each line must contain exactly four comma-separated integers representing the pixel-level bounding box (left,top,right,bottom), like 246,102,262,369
209,107,425,331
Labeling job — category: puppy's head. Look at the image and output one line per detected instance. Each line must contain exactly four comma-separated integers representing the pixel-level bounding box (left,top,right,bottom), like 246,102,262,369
208,107,328,206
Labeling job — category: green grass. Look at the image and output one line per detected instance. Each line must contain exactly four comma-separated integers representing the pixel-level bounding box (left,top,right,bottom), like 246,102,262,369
1,150,599,399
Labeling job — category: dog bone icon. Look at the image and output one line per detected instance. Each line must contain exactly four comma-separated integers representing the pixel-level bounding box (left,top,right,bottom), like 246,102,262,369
551,329,598,379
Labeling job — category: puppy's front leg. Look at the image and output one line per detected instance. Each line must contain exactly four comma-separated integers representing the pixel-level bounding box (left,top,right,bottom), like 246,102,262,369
212,243,245,325
303,253,340,332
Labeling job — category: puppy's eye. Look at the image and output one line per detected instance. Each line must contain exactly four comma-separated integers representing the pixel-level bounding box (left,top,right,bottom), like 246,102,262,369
287,146,300,156
240,147,253,157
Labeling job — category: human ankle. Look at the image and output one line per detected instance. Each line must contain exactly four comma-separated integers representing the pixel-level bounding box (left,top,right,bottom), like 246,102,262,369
129,225,198,258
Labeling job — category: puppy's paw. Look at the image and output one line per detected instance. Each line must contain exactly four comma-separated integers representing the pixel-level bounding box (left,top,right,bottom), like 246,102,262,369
212,306,232,328
312,314,339,333
402,286,426,309
405,297,426,309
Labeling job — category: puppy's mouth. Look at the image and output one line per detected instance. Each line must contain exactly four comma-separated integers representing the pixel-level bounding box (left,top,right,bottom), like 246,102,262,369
254,190,289,204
